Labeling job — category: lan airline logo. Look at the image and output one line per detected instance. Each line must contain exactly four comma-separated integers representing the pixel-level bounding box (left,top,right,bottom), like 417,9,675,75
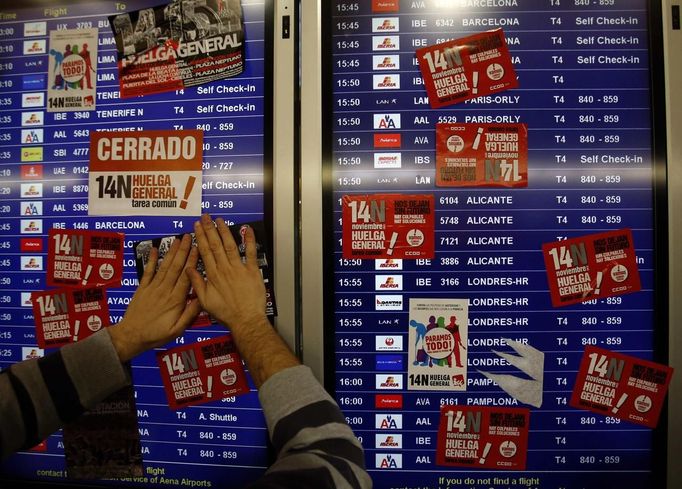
22,112,44,126
376,453,402,469
21,219,43,234
373,74,400,90
375,275,403,290
23,39,47,55
375,413,403,429
373,55,400,71
372,0,400,12
21,183,43,197
21,129,44,144
22,93,45,108
21,238,43,252
374,153,401,169
375,258,403,270
372,17,399,32
372,36,400,51
21,202,43,216
21,147,43,162
373,114,401,130
375,294,403,310
376,374,403,390
375,434,402,449
21,292,33,307
21,165,43,179
375,335,403,351
21,256,43,270
24,22,47,37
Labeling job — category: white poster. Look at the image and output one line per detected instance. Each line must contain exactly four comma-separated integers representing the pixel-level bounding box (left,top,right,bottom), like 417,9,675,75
47,28,98,112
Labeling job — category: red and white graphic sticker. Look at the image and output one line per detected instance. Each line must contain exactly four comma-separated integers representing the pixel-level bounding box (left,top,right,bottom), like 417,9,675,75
436,123,527,187
542,229,641,307
570,346,673,428
157,336,249,410
416,29,518,109
342,194,434,259
32,287,109,348
48,229,124,288
436,405,529,470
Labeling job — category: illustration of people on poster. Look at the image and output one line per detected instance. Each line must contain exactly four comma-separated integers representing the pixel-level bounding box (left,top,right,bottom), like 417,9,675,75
408,298,468,391
47,28,98,111
109,0,245,97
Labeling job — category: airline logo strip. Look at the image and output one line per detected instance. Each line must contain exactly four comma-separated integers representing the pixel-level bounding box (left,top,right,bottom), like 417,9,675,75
570,346,673,428
88,130,203,216
157,336,249,410
32,287,110,348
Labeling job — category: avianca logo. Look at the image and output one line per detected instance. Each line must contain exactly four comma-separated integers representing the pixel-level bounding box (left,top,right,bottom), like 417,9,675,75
372,0,400,13
375,394,403,409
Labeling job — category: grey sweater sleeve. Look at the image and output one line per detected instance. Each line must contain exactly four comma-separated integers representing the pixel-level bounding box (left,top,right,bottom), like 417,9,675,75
250,365,372,489
0,329,130,458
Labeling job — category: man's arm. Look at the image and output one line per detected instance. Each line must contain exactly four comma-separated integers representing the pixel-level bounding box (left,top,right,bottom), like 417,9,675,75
0,234,201,458
188,214,372,489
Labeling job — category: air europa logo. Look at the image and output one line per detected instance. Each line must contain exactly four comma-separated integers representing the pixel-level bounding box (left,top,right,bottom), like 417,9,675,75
373,36,399,51
373,55,400,71
372,18,399,32
373,75,400,90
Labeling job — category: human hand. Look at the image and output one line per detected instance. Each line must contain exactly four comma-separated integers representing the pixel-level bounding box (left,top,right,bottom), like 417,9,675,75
186,214,267,332
109,234,201,362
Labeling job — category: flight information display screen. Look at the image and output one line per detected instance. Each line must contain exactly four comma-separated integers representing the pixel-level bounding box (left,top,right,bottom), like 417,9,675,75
324,1,667,488
0,0,273,487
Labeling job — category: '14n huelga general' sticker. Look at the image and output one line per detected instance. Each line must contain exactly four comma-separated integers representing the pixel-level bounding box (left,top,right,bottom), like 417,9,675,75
436,405,529,470
570,346,673,428
157,335,249,410
342,194,435,259
48,229,124,288
416,29,518,109
542,229,641,307
32,287,110,348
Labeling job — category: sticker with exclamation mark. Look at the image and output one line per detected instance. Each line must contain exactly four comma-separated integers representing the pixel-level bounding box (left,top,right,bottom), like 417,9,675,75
179,176,196,210
386,232,398,256
612,393,628,414
206,375,213,398
479,442,492,464
73,320,80,342
594,271,603,295
472,71,479,95
81,265,92,285
472,127,484,150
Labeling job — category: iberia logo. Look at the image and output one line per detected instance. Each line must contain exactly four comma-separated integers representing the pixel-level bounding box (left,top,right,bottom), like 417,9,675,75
378,435,400,448
372,0,399,12
379,277,399,288
378,37,396,49
24,221,41,232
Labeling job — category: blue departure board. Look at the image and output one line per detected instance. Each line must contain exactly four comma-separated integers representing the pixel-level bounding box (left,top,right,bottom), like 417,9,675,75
0,0,273,487
324,1,668,488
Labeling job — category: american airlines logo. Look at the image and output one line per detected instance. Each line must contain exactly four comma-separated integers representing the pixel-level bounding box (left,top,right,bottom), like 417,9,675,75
22,112,44,126
375,434,402,449
373,74,400,90
24,22,47,37
375,413,403,429
375,258,403,270
372,18,400,32
375,275,403,290
373,114,401,129
23,39,46,55
374,152,401,169
375,294,403,310
21,183,43,197
376,453,403,469
372,36,400,51
22,93,44,108
21,129,43,144
376,335,403,351
373,55,400,71
21,201,43,216
21,256,43,270
376,374,403,390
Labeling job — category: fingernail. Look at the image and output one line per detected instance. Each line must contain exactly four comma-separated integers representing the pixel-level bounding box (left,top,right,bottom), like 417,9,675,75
201,214,211,223
194,221,201,229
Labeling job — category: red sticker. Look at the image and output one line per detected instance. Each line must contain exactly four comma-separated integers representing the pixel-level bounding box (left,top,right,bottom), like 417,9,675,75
416,29,518,109
436,405,529,470
48,229,124,288
32,287,110,349
542,229,641,307
157,336,249,410
436,123,527,187
372,0,399,12
342,194,434,259
570,346,673,428
375,394,403,409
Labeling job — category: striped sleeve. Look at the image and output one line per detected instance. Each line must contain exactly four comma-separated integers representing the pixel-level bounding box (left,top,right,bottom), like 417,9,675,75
0,329,130,458
249,365,372,489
